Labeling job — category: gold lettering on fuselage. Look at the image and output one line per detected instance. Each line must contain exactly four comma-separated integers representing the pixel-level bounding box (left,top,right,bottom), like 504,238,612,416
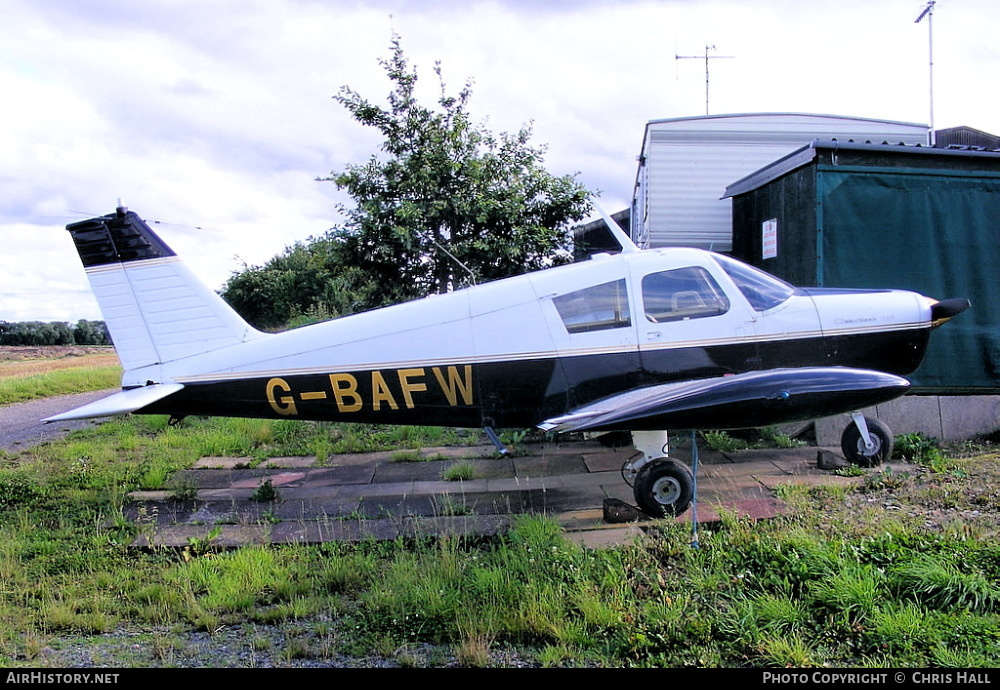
397,368,427,409
266,377,297,416
371,371,399,411
329,374,363,413
265,366,474,417
432,365,474,406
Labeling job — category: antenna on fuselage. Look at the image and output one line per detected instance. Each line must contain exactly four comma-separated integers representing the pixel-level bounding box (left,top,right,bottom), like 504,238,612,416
596,203,640,254
431,239,477,287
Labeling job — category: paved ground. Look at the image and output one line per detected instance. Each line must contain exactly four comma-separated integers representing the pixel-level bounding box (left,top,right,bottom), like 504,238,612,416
0,389,116,452
126,438,863,549
3,390,864,548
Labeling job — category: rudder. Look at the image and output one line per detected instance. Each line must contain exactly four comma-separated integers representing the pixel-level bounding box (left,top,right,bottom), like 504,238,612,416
66,207,265,379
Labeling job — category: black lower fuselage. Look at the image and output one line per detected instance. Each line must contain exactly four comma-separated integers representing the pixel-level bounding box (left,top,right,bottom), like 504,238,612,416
144,325,930,430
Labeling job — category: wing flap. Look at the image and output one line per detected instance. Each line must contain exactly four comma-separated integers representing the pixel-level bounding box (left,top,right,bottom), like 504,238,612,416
43,383,185,422
538,368,910,433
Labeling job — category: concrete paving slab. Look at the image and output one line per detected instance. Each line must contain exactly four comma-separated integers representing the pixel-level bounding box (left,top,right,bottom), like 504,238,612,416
260,456,317,469
195,488,254,501
427,492,510,516
171,468,239,488
135,524,272,549
410,478,480,495
271,514,515,544
580,450,632,473
374,460,450,483
231,471,307,489
698,461,769,479
126,440,871,548
193,457,253,469
320,450,397,467
361,493,443,518
603,481,635,505
350,481,415,497
302,465,376,487
272,497,362,521
416,445,497,459
683,496,787,524
124,498,198,524
513,454,588,477
280,484,363,500
462,457,518,479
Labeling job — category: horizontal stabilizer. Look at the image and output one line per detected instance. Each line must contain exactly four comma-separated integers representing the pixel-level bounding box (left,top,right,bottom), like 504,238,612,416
539,367,910,433
43,383,185,423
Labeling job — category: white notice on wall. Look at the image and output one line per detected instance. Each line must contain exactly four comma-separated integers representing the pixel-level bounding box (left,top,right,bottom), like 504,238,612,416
762,218,778,260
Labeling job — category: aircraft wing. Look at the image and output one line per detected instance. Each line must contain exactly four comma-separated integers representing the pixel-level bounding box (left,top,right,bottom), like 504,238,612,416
538,367,910,433
43,383,185,423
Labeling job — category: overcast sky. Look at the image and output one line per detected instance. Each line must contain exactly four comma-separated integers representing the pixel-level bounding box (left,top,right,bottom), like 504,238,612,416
2,0,996,322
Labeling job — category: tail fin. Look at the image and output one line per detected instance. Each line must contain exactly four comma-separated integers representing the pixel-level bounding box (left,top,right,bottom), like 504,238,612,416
66,207,265,376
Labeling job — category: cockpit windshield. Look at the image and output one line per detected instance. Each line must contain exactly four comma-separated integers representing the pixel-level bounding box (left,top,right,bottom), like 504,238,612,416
712,254,796,311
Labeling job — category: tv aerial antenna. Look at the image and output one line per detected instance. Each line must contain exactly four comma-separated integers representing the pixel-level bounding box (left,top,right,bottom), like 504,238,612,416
914,1,936,146
676,44,735,115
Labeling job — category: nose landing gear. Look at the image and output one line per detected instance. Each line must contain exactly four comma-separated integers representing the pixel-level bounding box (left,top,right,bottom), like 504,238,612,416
841,413,894,467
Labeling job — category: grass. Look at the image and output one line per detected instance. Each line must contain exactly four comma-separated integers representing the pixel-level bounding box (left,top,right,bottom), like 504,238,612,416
442,462,475,481
0,361,122,405
1,416,999,666
701,427,805,453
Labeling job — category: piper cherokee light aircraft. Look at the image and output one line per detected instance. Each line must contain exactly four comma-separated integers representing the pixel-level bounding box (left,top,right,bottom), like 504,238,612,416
47,206,969,517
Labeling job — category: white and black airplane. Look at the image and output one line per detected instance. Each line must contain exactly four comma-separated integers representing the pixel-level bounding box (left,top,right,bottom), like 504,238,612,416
47,207,969,517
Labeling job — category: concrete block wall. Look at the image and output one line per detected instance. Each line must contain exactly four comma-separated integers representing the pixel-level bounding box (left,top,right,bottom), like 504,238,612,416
814,395,1000,446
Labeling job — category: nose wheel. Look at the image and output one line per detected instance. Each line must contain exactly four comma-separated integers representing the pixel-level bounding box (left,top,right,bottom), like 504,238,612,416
841,415,893,467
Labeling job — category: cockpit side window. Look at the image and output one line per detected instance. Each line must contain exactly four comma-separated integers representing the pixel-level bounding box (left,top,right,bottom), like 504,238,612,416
641,267,729,323
553,279,631,334
712,254,795,311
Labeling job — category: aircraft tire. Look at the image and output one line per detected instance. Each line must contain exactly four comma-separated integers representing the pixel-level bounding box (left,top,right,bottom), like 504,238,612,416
633,460,694,517
841,417,893,467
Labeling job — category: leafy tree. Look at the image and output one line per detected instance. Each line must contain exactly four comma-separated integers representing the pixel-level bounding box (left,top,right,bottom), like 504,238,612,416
222,36,593,329
322,35,592,303
221,235,379,331
0,321,78,346
73,319,111,345
0,320,109,346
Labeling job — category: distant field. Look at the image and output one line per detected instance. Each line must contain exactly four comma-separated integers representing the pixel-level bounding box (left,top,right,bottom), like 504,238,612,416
0,345,121,405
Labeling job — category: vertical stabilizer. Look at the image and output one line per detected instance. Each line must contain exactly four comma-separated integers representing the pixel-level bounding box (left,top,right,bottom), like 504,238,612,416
66,207,265,375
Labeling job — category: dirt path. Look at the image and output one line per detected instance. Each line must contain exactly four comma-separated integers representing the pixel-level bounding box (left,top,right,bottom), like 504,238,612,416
0,389,116,452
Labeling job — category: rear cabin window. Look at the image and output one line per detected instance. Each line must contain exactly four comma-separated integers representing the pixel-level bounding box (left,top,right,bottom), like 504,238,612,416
553,279,631,334
641,267,730,323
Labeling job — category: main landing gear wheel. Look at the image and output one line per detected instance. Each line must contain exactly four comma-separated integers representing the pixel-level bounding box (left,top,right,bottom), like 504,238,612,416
841,417,893,467
633,460,694,517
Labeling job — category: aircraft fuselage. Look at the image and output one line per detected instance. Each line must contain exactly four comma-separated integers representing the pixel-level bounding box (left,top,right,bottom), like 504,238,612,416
132,246,934,430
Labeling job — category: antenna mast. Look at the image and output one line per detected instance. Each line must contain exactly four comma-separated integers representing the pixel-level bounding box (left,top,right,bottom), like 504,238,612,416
676,44,735,115
915,1,936,146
